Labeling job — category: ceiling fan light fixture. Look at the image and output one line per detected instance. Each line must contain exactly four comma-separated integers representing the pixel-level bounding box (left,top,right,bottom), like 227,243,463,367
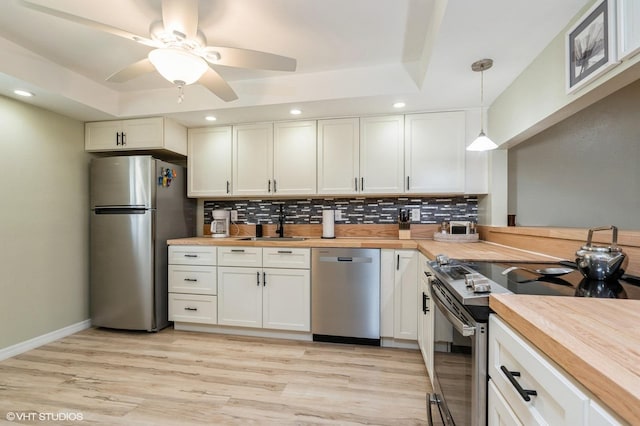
148,48,207,85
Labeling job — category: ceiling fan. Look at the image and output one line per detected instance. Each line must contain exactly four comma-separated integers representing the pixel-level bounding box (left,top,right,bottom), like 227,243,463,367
19,0,297,102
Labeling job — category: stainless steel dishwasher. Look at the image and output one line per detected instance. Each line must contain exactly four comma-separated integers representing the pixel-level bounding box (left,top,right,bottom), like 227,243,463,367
311,248,381,345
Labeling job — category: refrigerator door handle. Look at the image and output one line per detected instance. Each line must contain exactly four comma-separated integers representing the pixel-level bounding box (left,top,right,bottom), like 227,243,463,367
94,207,147,215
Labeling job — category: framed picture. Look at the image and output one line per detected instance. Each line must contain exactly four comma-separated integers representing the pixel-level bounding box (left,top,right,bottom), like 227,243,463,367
566,0,617,92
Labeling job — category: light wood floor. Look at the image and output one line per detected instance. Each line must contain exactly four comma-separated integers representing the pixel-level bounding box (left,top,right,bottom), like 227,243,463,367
0,328,431,425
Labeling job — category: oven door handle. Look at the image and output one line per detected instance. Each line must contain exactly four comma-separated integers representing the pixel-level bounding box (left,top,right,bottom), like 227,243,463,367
432,292,476,336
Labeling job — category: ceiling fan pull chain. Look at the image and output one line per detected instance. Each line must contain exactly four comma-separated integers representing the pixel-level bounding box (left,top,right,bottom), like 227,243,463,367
177,83,185,103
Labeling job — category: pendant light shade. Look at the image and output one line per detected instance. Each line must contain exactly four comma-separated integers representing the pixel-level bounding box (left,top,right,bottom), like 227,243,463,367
467,58,497,152
148,48,208,85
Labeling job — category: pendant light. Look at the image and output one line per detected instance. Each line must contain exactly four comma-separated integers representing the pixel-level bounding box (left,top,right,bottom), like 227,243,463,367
467,59,498,151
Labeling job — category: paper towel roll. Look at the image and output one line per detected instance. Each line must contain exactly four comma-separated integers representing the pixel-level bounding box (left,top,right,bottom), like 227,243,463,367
322,210,335,239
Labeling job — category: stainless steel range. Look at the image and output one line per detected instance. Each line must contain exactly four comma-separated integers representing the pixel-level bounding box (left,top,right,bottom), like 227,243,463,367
425,254,640,426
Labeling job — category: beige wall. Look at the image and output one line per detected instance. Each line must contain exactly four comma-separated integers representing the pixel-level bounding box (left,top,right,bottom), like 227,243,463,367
0,95,91,349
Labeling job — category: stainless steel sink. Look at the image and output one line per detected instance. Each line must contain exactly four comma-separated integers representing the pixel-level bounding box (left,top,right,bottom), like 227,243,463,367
239,236,306,241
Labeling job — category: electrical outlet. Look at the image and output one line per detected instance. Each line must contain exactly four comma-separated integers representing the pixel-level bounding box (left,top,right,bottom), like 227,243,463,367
411,208,421,222
230,210,238,222
335,210,343,221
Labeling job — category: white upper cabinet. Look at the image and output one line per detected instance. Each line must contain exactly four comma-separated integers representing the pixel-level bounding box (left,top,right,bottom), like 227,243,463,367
273,121,317,195
233,123,274,196
360,115,405,194
85,117,187,155
405,111,466,194
317,118,360,194
187,127,232,197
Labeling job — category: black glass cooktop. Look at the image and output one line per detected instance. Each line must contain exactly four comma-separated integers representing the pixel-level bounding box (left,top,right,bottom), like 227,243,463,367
463,261,640,300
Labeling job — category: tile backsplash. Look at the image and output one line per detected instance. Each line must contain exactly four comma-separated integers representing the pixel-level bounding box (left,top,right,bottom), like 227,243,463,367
204,196,477,225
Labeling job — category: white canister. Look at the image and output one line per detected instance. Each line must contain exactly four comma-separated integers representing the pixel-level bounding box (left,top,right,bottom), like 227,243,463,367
322,210,336,239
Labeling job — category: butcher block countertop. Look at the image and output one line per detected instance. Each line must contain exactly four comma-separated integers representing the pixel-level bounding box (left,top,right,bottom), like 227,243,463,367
491,294,640,425
167,237,562,262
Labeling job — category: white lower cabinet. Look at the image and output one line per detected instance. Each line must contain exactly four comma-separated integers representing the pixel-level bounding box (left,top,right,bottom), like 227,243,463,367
393,250,418,340
417,253,434,383
489,315,623,426
217,247,310,332
168,246,217,325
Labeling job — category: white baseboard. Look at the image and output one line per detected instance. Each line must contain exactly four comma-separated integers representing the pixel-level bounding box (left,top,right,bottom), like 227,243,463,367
173,322,313,341
381,337,419,350
0,319,92,362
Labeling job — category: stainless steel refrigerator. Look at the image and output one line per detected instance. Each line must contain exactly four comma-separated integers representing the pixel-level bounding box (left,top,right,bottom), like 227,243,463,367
90,155,196,331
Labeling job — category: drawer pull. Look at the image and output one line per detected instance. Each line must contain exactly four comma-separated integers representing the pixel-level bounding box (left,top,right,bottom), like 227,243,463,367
500,366,538,402
231,249,245,253
184,307,198,311
184,278,198,282
277,250,293,254
184,254,198,258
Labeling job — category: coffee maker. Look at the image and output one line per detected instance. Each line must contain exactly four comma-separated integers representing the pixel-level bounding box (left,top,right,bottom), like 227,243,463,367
210,210,230,238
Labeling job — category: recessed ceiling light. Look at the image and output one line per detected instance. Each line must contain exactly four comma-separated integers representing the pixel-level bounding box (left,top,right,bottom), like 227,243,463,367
290,108,302,115
205,115,217,121
393,102,405,108
14,89,34,97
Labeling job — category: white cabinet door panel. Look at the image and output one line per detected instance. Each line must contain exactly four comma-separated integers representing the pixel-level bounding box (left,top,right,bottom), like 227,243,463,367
393,250,418,340
263,268,310,332
273,121,317,195
405,112,465,194
317,118,360,194
360,115,405,194
217,267,262,328
188,127,232,197
233,123,273,196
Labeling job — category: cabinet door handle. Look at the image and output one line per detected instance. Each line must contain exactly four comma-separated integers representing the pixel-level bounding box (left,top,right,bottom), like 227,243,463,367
354,177,358,191
422,292,430,314
263,271,266,286
361,177,364,191
273,179,277,193
500,366,538,402
226,180,230,194
184,254,198,258
184,307,198,311
231,249,245,253
121,132,126,146
184,278,198,282
256,271,260,286
397,254,400,270
406,176,410,190
116,132,121,146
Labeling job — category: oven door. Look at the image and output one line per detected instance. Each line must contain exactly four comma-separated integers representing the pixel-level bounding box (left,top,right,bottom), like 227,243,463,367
428,279,487,426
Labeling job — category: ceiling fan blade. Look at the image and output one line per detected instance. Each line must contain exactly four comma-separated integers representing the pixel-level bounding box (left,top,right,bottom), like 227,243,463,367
19,0,158,48
162,0,199,40
199,67,238,102
106,58,156,83
206,46,297,72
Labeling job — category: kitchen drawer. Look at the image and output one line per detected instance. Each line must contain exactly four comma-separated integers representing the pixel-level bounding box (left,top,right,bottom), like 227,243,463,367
488,379,523,426
218,246,262,267
169,293,217,324
169,245,216,266
263,247,310,269
168,265,217,295
489,315,589,426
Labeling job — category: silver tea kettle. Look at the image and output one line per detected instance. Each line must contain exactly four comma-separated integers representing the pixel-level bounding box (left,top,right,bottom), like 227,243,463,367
575,226,628,280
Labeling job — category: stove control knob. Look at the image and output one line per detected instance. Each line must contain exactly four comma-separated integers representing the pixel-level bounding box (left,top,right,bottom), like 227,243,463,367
436,254,450,266
465,273,491,293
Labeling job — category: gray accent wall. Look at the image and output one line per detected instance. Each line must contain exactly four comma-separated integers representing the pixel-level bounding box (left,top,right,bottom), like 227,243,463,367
0,95,91,350
508,79,640,229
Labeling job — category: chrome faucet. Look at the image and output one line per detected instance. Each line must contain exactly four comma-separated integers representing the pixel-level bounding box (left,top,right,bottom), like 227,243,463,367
276,205,285,238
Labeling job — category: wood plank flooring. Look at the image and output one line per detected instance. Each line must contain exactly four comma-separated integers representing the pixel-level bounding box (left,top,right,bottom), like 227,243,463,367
0,328,431,425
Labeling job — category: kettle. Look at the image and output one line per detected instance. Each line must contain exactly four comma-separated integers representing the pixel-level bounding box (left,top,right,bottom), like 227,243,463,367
575,226,628,280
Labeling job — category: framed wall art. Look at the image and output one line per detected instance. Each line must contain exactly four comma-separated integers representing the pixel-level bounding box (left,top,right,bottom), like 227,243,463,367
566,0,618,92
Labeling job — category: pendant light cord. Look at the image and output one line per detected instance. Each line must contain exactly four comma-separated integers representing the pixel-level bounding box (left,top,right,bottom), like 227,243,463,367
480,69,485,134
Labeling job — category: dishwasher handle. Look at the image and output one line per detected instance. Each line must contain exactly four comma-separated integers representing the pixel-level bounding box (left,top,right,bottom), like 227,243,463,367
318,256,373,264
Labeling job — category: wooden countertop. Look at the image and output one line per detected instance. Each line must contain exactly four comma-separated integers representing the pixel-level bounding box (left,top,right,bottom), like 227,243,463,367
490,294,640,425
167,237,562,262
